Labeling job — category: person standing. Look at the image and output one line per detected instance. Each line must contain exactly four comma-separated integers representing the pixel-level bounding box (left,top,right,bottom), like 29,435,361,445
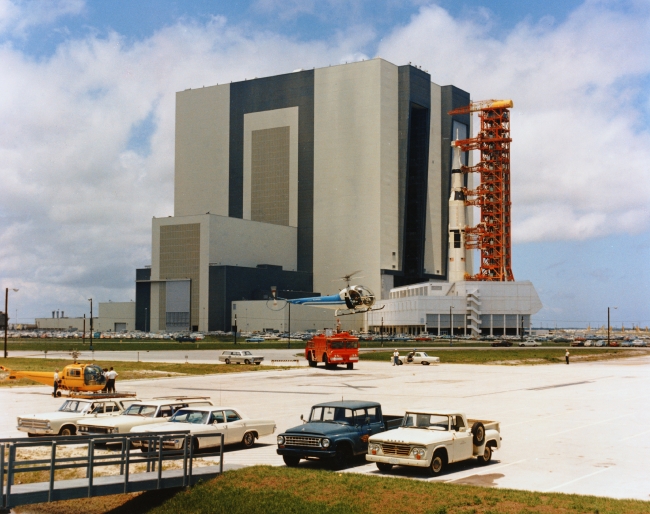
53,369,59,397
393,349,400,366
565,349,570,365
105,367,118,393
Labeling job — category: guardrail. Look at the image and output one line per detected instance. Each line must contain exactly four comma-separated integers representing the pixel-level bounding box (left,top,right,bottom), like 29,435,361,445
1,431,223,510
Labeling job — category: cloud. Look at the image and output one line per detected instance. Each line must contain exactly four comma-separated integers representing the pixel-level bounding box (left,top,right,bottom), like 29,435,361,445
0,0,84,36
376,1,650,243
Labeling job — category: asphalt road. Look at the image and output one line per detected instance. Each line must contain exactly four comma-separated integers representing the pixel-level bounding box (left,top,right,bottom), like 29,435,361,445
1,353,649,500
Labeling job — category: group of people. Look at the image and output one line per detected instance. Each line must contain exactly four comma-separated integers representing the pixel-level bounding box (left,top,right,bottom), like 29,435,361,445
51,366,118,396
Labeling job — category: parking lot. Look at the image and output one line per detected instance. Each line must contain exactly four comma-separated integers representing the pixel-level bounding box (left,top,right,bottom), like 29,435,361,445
1,352,649,501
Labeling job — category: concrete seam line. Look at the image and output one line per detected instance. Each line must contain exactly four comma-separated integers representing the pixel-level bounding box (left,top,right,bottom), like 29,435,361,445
543,467,610,492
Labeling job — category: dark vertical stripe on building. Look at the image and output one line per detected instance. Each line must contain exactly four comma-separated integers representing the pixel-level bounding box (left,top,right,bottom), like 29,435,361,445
397,66,431,287
135,268,151,331
228,71,315,273
440,86,470,280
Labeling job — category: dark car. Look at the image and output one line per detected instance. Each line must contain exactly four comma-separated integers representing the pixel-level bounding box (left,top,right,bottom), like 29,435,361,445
491,340,513,347
175,335,196,343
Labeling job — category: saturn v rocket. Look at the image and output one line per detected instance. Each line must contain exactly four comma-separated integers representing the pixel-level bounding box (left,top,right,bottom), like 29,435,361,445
448,143,468,282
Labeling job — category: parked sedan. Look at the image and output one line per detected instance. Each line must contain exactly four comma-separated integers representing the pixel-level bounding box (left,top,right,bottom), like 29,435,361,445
518,340,541,347
245,336,265,343
131,406,276,450
219,350,264,365
175,335,196,343
491,340,513,347
594,340,607,347
631,340,647,347
400,351,440,365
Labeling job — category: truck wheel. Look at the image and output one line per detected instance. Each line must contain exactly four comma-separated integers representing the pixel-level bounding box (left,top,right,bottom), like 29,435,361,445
347,363,353,370
308,359,317,367
242,431,256,448
225,358,231,365
471,422,485,446
244,359,251,365
376,462,393,473
59,425,76,436
283,455,300,467
330,444,353,470
477,444,492,465
427,450,446,476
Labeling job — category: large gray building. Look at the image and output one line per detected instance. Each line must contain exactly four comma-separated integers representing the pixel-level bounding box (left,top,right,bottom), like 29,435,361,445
135,58,482,332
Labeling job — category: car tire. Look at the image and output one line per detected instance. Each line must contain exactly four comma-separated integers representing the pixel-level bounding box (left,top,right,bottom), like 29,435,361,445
242,432,255,448
477,444,492,465
244,359,251,365
422,362,429,365
283,455,300,467
225,358,231,365
330,444,353,470
376,462,393,472
308,359,317,367
427,450,446,476
347,363,353,370
27,433,38,438
59,425,75,436
471,421,485,446
56,391,62,397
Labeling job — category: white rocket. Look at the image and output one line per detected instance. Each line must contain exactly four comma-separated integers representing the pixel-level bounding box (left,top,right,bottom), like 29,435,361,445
448,142,467,282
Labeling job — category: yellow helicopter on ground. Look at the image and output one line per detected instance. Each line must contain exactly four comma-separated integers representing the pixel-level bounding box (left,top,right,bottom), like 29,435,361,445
0,363,108,396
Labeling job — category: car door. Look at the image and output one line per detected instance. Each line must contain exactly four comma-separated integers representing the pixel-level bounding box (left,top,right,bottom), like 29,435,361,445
223,410,246,444
362,407,385,442
450,415,473,462
200,410,227,448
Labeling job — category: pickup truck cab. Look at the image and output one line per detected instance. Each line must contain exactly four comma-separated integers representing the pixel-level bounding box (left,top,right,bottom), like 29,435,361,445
17,397,137,437
277,401,402,469
367,410,501,476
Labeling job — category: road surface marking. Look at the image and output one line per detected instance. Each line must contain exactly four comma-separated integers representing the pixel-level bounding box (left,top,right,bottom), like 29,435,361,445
544,467,610,492
544,415,629,438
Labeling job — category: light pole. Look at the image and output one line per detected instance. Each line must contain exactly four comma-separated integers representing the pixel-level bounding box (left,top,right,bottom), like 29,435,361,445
381,316,384,348
608,307,617,347
88,298,94,352
287,301,291,349
450,306,454,346
4,288,19,358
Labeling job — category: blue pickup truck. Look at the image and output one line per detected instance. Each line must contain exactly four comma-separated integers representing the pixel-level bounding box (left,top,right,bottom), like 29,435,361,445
276,400,403,469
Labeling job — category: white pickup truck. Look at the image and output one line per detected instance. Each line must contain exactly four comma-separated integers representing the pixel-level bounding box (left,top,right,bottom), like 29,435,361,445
17,397,137,437
367,410,501,476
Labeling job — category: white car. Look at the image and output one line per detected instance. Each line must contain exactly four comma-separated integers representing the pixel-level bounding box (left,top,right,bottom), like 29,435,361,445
400,352,440,365
131,406,276,451
518,339,541,347
218,350,264,365
76,397,213,436
367,410,501,476
17,397,137,437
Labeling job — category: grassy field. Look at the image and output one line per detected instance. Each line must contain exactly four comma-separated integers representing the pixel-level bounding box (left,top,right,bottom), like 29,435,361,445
16,465,650,514
0,357,284,388
360,348,645,365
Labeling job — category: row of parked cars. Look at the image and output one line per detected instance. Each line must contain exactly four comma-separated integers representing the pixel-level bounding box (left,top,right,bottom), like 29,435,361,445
17,397,500,477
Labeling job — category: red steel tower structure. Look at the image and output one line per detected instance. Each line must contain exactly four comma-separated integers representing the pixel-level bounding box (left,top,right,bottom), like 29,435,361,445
449,99,515,281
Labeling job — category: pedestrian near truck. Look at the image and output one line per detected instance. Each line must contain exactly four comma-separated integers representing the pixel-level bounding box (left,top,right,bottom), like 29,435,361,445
392,349,400,366
105,367,118,393
565,349,570,365
52,369,59,397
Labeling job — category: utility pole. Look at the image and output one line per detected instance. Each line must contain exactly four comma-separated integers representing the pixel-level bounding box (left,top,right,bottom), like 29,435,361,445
607,307,617,346
450,306,454,346
4,288,18,358
88,298,94,352
83,314,86,345
287,302,291,349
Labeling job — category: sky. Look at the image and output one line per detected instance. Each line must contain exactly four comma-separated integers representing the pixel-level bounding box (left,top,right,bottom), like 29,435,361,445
0,0,648,329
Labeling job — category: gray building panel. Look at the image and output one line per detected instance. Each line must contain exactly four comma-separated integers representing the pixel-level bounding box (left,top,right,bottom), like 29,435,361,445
228,71,315,273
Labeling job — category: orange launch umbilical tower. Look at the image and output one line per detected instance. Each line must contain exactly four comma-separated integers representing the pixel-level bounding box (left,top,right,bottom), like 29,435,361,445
449,99,514,281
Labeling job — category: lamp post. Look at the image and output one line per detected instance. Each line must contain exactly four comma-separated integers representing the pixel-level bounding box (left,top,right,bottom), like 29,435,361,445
287,301,291,349
88,298,94,352
607,307,617,347
450,306,454,346
4,288,19,358
381,316,384,348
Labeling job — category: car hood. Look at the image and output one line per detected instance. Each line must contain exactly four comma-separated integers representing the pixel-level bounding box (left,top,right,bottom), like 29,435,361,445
19,411,90,421
369,427,452,445
283,422,355,437
130,421,178,433
77,415,155,427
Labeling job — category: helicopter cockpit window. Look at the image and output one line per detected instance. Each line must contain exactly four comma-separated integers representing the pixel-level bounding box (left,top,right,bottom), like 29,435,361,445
84,365,107,386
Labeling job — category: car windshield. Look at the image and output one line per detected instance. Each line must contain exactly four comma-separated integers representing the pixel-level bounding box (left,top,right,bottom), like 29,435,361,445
402,413,449,430
123,405,157,417
309,406,355,424
58,400,91,413
170,409,209,424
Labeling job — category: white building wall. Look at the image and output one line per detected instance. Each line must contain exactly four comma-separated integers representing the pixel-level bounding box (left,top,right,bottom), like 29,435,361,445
174,84,230,217
313,58,398,300
424,82,443,276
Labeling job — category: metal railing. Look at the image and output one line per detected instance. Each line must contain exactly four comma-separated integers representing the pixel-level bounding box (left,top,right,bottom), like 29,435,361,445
1,431,224,509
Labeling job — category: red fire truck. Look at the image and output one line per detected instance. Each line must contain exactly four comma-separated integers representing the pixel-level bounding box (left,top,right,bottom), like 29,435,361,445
305,330,359,370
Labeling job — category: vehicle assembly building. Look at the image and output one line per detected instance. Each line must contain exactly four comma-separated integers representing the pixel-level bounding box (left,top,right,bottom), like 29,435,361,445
133,58,541,334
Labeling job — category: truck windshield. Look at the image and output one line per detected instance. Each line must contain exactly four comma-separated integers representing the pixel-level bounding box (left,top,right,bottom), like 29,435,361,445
58,400,90,413
124,405,157,417
403,413,449,430
310,406,355,424
328,341,358,349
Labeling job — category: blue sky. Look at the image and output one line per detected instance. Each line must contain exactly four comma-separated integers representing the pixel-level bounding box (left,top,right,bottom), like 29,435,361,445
0,0,648,329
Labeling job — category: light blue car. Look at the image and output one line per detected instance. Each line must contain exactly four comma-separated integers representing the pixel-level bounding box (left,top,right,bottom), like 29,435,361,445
245,336,265,343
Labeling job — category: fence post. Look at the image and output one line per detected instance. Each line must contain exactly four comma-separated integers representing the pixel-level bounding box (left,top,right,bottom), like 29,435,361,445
157,436,163,489
220,433,224,475
48,441,57,502
123,438,131,494
0,445,5,509
87,439,94,498
182,435,188,487
119,437,125,475
6,444,15,509
188,435,194,485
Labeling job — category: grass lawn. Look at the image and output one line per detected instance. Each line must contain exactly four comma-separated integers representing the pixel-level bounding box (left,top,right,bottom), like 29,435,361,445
359,348,645,365
0,357,285,388
17,466,650,514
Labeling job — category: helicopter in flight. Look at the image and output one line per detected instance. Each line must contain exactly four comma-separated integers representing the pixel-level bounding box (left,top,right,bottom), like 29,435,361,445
270,271,384,316
0,362,108,396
